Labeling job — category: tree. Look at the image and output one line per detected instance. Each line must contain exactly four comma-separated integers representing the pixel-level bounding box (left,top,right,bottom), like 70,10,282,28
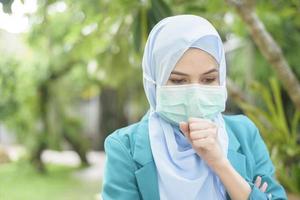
225,0,300,112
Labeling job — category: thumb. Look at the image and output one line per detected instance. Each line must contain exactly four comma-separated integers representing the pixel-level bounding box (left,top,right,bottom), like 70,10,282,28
179,121,189,138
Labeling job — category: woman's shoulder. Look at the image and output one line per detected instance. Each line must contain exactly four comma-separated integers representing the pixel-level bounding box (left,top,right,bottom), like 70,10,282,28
223,113,256,126
104,117,148,156
222,114,261,144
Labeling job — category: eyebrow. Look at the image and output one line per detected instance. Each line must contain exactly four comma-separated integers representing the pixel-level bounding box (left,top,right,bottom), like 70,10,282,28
171,68,218,76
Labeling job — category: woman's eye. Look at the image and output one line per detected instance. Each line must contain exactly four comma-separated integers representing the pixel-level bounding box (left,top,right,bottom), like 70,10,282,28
202,78,216,84
170,79,187,84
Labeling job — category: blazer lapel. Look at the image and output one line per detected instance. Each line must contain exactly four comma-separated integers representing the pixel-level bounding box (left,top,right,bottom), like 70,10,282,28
224,117,248,179
133,117,160,200
135,162,159,200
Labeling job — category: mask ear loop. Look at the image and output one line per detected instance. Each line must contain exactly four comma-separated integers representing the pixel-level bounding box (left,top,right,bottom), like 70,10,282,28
143,72,159,113
143,72,157,85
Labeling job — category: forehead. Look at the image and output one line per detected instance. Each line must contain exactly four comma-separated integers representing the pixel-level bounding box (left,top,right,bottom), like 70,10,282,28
172,48,219,74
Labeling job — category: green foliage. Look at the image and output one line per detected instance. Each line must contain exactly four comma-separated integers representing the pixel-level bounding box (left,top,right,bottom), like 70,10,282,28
0,54,39,148
239,77,300,193
255,0,300,77
0,58,19,119
133,0,172,52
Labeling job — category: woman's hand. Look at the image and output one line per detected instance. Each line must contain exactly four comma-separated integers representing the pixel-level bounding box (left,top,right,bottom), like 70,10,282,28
179,117,226,170
255,176,268,192
180,117,269,199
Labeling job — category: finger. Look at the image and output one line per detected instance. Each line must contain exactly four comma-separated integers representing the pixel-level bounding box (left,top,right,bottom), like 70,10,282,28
255,176,262,188
188,117,213,123
190,128,216,140
189,120,215,131
179,122,190,140
260,182,268,192
192,137,215,149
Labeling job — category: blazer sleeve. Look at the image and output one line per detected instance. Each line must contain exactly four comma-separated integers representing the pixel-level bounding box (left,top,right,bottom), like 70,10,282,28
246,118,287,200
101,135,141,200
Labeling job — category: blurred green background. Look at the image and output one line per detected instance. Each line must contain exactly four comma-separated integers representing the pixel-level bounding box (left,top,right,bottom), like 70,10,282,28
0,0,299,199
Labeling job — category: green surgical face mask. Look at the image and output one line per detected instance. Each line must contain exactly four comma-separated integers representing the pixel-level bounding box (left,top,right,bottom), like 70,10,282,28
156,84,227,125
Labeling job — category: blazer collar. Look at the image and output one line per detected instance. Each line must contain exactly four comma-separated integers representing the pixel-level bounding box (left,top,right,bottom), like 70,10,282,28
132,114,153,165
133,114,160,200
222,115,240,151
223,115,248,179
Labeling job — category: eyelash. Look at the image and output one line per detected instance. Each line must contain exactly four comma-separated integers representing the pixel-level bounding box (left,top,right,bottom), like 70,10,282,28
170,79,188,84
170,78,216,84
202,78,216,83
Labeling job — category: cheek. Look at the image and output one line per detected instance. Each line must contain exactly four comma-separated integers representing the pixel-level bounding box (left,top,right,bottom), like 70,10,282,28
166,79,173,85
211,82,219,86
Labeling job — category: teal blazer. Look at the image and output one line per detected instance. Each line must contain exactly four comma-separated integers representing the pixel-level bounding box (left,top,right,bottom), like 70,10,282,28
101,114,287,200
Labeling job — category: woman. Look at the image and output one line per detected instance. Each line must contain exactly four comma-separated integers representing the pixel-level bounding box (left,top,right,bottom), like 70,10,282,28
101,15,287,200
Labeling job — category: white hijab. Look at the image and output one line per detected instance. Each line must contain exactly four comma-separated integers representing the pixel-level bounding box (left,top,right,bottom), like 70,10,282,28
142,15,229,200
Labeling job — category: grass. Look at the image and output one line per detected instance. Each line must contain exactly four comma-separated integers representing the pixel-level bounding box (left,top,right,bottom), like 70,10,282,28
0,161,101,200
